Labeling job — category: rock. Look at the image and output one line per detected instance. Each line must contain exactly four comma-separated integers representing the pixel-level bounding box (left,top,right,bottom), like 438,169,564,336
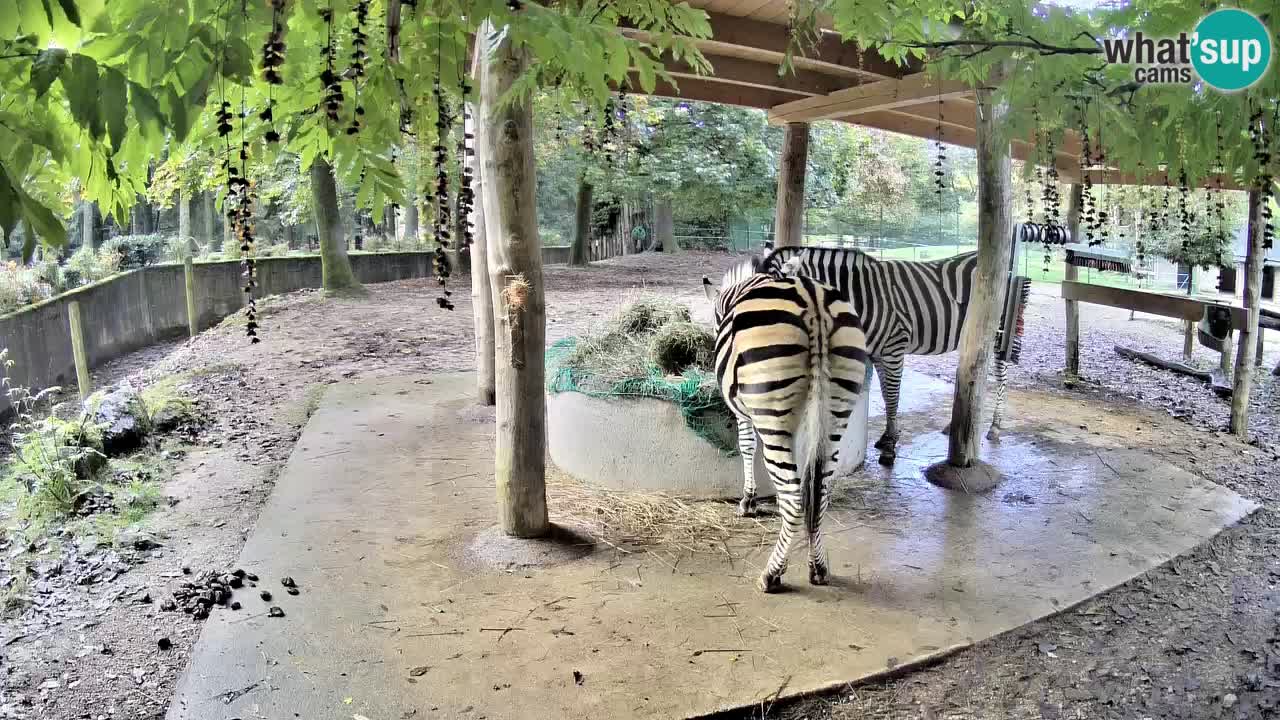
230,601,241,610
286,588,299,596
268,606,285,618
160,599,177,612
156,637,172,651
260,591,272,602
281,577,297,589
1222,693,1238,708
115,529,161,551
89,387,152,457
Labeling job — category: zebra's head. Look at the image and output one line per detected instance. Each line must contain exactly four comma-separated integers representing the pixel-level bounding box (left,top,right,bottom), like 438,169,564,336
703,256,763,321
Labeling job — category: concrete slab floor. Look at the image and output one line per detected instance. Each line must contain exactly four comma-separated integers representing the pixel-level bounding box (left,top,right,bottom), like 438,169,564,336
166,372,1257,720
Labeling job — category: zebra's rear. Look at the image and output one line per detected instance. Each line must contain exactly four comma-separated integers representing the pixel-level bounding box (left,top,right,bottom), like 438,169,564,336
703,260,868,592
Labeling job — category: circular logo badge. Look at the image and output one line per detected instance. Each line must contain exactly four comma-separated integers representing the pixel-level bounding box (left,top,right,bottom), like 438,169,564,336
1192,9,1272,92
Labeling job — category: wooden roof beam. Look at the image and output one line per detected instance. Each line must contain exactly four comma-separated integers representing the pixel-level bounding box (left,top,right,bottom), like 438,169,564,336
663,55,853,98
768,73,974,125
623,11,912,83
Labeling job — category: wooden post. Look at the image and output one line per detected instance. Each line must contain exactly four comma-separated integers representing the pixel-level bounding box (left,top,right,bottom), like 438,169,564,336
1063,183,1083,378
1220,332,1234,376
1182,266,1199,360
774,122,809,248
1230,190,1266,438
479,25,549,537
67,301,91,400
946,86,1012,468
178,190,192,255
184,256,198,338
467,36,495,406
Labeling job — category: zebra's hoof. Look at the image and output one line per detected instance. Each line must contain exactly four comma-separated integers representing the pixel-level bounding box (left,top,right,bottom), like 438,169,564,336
873,434,894,451
878,450,896,466
737,496,758,517
939,424,951,435
758,572,784,593
808,564,829,586
986,427,1001,442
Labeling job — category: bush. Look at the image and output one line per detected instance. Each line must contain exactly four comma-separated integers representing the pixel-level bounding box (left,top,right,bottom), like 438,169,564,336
100,234,168,269
65,245,121,287
0,262,54,314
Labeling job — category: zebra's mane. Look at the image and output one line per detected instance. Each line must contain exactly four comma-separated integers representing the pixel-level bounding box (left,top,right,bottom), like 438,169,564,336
719,255,763,290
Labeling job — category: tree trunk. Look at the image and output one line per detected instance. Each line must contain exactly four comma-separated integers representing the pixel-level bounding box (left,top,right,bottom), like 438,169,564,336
403,194,419,246
177,191,192,257
479,25,548,538
203,192,219,251
569,172,592,266
1230,190,1266,438
656,198,676,253
1063,183,1083,378
311,157,363,294
946,86,1013,468
81,201,97,249
773,121,810,248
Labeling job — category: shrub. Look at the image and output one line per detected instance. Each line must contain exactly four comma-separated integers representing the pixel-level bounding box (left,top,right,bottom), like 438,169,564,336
100,234,168,269
65,245,121,287
3,350,105,519
0,262,53,314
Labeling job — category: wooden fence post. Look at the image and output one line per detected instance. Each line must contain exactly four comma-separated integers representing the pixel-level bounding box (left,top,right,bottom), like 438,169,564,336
184,256,198,338
67,301,91,400
1063,183,1083,379
479,25,549,538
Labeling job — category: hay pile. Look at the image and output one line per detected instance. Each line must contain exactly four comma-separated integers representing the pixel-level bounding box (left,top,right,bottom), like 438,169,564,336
546,465,773,551
546,295,732,451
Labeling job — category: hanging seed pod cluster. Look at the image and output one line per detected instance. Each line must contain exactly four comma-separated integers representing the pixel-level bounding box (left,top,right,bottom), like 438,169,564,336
1177,167,1192,252
260,0,286,143
345,0,369,135
319,7,344,122
431,74,456,310
1251,102,1275,249
1077,109,1099,246
456,78,476,251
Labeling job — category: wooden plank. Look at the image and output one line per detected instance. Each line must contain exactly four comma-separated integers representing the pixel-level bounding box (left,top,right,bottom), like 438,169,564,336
637,73,802,110
1061,281,1207,321
663,55,849,97
768,74,973,124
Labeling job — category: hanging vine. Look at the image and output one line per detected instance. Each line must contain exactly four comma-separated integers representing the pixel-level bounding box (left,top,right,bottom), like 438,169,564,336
260,0,286,144
456,75,476,251
319,6,344,123
430,43,456,310
345,0,369,135
1251,101,1275,249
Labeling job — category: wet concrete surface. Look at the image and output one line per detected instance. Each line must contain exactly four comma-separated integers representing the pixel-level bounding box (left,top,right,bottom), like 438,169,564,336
165,373,1257,720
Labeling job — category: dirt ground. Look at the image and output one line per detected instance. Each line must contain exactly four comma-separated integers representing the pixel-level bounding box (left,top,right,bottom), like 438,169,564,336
3,251,1280,720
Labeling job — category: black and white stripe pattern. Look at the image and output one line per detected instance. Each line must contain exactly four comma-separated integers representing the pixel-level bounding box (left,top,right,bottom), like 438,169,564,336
763,246,1009,462
703,258,868,592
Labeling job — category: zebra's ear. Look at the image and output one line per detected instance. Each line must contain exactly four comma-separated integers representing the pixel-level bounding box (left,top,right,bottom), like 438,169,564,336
702,276,719,304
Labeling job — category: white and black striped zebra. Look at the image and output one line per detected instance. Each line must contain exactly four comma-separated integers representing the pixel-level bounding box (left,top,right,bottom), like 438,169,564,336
763,246,1010,464
702,258,869,592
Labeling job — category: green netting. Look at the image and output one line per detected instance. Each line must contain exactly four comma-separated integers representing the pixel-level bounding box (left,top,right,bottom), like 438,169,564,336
545,298,738,455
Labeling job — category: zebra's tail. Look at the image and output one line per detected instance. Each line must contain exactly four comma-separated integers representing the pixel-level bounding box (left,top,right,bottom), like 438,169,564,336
795,311,831,539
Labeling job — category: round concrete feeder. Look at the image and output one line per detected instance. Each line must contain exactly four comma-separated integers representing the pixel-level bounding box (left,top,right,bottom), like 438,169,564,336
547,388,869,500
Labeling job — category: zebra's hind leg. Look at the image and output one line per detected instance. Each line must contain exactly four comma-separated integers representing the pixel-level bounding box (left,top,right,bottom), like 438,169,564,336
988,359,1008,441
807,463,835,586
734,417,759,517
759,479,802,593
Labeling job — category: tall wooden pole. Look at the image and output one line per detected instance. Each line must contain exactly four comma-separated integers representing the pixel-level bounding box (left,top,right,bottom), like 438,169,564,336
946,87,1012,468
774,122,810,248
467,33,495,406
1063,183,1083,378
67,301,92,400
656,198,677,253
569,171,592,266
479,26,549,538
184,256,198,338
1230,190,1266,439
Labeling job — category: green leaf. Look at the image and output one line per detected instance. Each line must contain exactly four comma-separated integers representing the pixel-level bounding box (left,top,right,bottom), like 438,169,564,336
129,81,163,136
18,191,65,261
54,0,79,26
30,48,67,98
18,0,53,42
0,165,18,241
60,53,103,139
102,68,127,152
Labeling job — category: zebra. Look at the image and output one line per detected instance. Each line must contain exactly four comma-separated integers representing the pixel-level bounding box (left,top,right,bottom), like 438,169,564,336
702,257,869,592
762,245,1011,464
